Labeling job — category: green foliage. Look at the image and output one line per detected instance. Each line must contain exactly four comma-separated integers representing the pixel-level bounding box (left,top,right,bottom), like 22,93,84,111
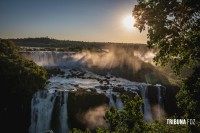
95,128,110,133
70,128,91,133
176,66,200,132
148,121,190,133
177,67,200,119
105,95,146,133
0,39,47,132
133,0,200,132
133,0,200,75
0,39,47,97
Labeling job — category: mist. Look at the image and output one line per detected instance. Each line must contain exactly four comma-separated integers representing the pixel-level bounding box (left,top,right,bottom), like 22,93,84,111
73,47,155,72
77,105,109,130
151,104,166,121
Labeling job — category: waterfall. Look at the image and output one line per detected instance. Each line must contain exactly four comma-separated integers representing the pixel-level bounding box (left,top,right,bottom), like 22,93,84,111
24,50,168,132
29,90,56,133
140,85,153,122
107,94,116,108
29,90,69,133
155,84,165,121
115,97,124,110
21,51,76,67
106,92,123,110
59,92,69,133
157,85,161,120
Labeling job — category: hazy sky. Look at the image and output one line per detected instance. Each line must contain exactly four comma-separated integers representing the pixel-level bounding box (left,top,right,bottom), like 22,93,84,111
0,0,147,43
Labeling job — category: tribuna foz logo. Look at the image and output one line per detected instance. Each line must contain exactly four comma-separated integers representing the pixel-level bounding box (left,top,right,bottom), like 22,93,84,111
166,119,195,125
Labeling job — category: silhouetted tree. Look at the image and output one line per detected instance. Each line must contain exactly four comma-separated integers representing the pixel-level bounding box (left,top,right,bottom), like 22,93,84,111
133,0,200,132
0,39,47,132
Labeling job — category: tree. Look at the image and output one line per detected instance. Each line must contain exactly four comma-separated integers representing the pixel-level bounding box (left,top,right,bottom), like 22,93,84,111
72,95,189,133
0,39,47,132
133,0,199,73
133,0,200,132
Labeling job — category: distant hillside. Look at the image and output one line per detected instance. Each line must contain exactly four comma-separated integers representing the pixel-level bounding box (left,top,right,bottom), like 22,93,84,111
9,37,150,52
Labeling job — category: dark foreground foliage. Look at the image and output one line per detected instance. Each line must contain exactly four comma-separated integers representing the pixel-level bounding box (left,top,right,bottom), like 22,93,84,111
133,0,200,132
0,39,47,132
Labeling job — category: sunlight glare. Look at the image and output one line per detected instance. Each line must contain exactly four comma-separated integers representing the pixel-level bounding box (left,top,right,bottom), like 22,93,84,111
123,15,135,30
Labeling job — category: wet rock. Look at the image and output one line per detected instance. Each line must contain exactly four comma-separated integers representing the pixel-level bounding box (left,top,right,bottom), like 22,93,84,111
147,85,158,104
99,80,103,84
74,84,79,87
112,79,116,81
70,73,77,78
68,69,85,78
163,85,179,116
99,79,109,85
77,71,85,77
61,75,65,78
51,96,61,133
89,88,97,93
105,75,110,79
112,94,117,103
46,68,65,78
113,86,125,93
100,85,109,90
147,85,166,105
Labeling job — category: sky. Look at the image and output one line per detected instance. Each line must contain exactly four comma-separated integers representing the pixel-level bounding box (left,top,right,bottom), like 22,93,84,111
0,0,147,43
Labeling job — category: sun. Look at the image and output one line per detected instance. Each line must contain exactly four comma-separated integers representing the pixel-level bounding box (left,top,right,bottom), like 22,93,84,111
123,15,135,30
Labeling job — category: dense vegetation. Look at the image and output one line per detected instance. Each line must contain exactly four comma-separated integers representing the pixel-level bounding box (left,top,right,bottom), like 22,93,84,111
133,0,200,132
0,39,47,132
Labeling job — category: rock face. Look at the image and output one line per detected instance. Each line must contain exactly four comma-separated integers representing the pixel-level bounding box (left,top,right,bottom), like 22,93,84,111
68,89,109,130
113,85,125,93
164,85,179,116
147,85,165,105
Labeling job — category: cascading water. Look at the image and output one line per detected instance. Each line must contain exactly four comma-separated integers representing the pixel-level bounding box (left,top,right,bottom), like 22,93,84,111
157,85,161,120
59,92,69,133
29,90,69,133
106,93,124,110
21,51,76,67
107,94,116,108
155,84,165,121
24,50,167,132
140,85,153,122
105,89,123,110
29,90,57,133
115,97,124,110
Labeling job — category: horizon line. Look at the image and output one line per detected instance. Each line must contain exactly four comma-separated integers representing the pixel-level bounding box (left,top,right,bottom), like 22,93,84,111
3,36,147,45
